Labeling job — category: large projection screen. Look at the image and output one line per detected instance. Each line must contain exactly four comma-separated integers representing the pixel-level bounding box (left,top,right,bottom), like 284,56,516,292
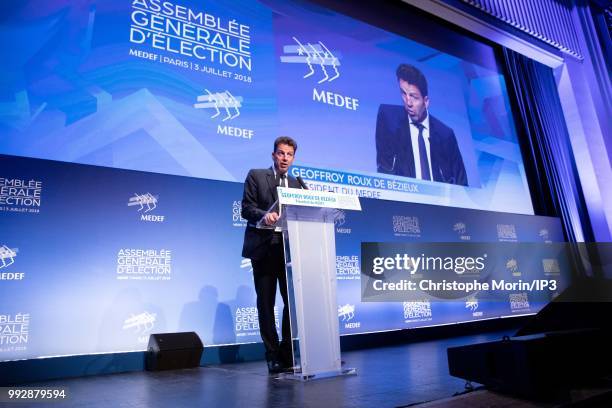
1,0,533,213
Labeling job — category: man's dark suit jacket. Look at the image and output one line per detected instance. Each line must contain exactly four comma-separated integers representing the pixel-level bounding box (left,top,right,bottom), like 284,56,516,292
241,167,300,261
375,104,468,186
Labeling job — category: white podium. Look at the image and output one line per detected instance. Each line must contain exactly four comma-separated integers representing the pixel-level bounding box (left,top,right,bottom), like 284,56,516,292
276,187,361,380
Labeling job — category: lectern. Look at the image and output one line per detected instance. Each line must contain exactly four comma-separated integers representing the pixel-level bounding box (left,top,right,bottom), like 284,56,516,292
274,187,361,380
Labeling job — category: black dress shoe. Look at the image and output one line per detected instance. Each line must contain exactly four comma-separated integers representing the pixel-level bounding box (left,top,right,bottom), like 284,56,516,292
267,358,284,374
280,357,294,372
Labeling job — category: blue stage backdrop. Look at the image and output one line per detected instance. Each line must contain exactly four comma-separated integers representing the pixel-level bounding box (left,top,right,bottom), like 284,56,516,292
1,154,566,361
1,0,562,362
1,0,533,214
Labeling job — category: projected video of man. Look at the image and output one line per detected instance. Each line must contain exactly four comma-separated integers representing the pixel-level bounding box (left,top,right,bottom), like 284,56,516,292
375,64,467,186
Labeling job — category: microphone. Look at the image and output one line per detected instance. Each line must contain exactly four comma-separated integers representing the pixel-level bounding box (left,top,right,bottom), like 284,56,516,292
296,176,308,190
377,154,397,174
438,167,455,185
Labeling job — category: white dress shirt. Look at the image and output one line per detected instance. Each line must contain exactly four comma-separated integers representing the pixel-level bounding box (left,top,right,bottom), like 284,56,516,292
272,167,286,231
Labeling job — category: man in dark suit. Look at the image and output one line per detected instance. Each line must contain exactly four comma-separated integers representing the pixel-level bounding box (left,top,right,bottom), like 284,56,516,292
241,136,301,374
376,64,468,186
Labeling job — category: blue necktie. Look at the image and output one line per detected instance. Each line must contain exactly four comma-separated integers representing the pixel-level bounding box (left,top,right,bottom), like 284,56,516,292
415,122,431,181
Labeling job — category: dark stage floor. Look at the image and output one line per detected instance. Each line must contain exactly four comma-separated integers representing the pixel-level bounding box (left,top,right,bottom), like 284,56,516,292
8,329,600,408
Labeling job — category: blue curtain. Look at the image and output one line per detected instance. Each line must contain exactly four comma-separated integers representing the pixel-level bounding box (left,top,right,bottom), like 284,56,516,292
502,48,594,245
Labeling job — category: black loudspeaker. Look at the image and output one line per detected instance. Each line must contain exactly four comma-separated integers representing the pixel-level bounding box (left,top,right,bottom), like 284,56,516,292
515,277,612,336
448,329,612,397
447,278,612,398
146,332,204,371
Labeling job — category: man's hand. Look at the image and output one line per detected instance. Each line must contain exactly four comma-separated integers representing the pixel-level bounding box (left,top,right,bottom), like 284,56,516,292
264,211,280,226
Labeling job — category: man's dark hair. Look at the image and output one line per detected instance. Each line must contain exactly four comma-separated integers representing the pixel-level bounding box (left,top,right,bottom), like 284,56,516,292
274,136,298,153
396,64,428,97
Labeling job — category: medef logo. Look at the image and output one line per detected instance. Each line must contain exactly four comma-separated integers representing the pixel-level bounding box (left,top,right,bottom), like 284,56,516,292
497,224,518,241
453,222,471,241
337,304,354,321
334,210,351,234
232,201,247,227
281,37,359,112
403,301,432,322
281,37,341,83
122,311,156,344
392,215,421,237
338,304,360,329
127,193,165,223
194,89,242,121
0,245,25,281
539,228,552,243
0,177,42,214
0,245,17,269
195,89,255,140
505,258,521,277
465,297,483,317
